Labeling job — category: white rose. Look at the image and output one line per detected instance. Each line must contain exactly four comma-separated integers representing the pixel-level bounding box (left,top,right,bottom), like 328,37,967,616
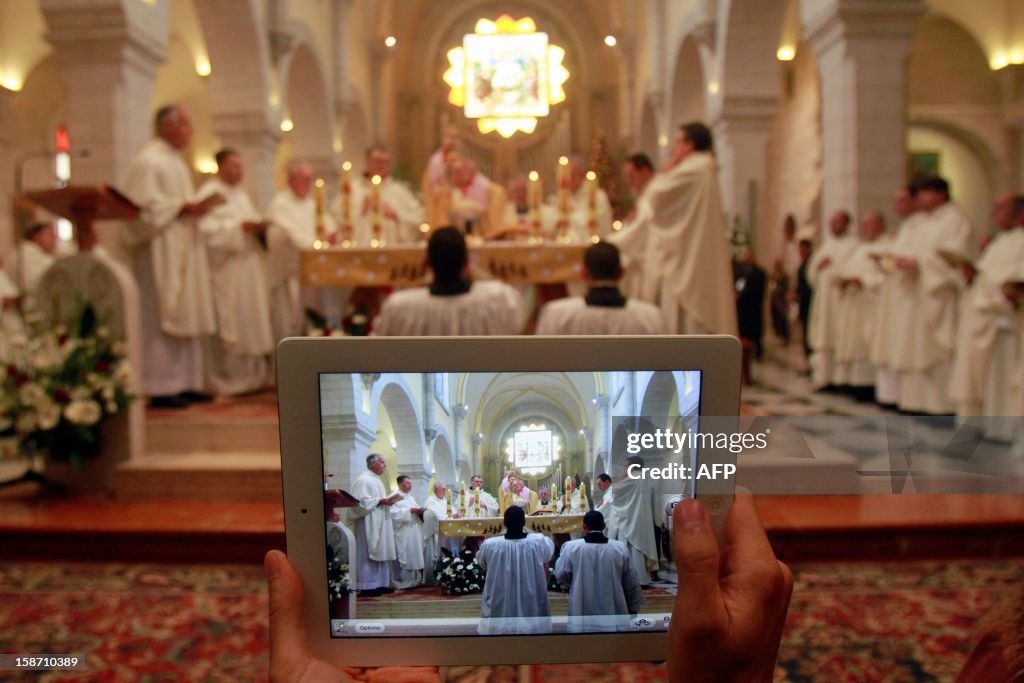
113,361,132,385
15,412,37,434
111,340,127,357
101,385,115,401
71,386,92,401
37,401,61,430
18,383,47,407
105,401,118,414
32,350,60,372
308,329,325,337
64,399,102,426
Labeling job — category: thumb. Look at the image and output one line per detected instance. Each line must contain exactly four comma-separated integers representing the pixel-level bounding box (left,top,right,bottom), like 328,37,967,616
266,550,312,671
671,499,724,626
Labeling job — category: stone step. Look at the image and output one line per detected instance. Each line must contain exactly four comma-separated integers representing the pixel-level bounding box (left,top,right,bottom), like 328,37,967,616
114,452,283,503
145,414,280,456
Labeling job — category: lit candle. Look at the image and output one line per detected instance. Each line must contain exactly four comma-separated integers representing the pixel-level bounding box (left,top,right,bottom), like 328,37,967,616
586,170,599,243
313,179,326,249
556,157,570,241
579,481,587,513
370,174,382,248
340,161,353,247
445,488,453,518
459,482,466,517
528,170,541,234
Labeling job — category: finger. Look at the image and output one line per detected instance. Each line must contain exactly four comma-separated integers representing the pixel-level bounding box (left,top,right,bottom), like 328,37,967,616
266,549,312,675
671,498,725,627
720,488,776,575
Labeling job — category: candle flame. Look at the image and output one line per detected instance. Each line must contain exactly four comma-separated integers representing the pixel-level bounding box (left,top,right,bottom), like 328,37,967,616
586,171,597,181
528,170,539,181
342,161,352,171
371,175,382,185
558,156,569,166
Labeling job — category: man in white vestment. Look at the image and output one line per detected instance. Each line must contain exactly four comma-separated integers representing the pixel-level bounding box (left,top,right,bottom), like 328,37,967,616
468,474,499,518
594,473,614,517
555,510,642,633
870,185,924,407
196,149,273,395
833,211,891,399
949,193,1024,420
609,456,659,586
553,155,613,244
886,176,973,414
265,163,334,341
389,475,426,589
423,482,458,572
2,221,57,323
499,475,538,515
373,227,523,335
426,157,507,238
121,105,216,408
337,145,424,246
349,454,397,596
421,125,462,223
610,123,737,335
613,153,656,296
537,242,666,335
476,506,555,635
806,210,858,389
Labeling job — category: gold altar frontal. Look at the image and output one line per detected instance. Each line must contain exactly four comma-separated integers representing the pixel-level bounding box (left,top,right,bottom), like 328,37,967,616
440,514,584,538
301,242,586,288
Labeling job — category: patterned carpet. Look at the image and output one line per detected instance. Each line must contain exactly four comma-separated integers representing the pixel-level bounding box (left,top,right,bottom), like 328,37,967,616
0,559,1021,682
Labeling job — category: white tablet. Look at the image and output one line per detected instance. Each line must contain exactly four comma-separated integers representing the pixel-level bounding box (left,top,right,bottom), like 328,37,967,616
276,335,740,667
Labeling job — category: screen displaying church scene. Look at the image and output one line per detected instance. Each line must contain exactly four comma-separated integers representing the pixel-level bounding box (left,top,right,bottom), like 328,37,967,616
320,370,701,637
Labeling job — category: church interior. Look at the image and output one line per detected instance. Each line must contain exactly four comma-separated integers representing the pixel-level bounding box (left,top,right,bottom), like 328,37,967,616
1,0,1024,680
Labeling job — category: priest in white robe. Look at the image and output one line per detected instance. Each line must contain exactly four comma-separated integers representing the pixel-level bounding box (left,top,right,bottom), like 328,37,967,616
555,510,642,633
373,227,522,336
553,155,613,244
2,221,57,323
806,210,859,389
423,482,458,573
468,475,499,518
196,149,273,395
949,193,1024,419
608,457,658,586
349,454,397,595
537,242,666,335
121,105,216,407
614,154,657,297
833,211,891,395
886,177,973,414
610,123,737,335
594,473,614,519
336,145,424,246
389,475,426,589
870,186,923,407
426,156,507,238
476,506,555,635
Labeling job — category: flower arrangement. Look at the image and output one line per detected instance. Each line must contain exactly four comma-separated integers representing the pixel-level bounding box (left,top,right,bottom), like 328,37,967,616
434,547,485,596
327,546,351,600
0,304,132,466
304,307,347,338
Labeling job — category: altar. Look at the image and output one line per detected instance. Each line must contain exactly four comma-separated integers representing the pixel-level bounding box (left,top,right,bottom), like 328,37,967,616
301,242,586,288
440,513,584,538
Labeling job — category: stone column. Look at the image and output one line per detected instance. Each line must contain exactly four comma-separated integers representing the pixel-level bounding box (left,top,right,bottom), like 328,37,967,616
711,97,776,244
804,0,926,227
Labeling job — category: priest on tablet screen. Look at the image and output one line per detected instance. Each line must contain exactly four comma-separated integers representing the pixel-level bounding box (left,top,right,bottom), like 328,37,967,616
350,454,398,596
389,475,426,589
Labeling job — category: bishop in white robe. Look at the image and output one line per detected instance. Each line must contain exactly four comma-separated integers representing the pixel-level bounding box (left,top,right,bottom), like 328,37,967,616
833,212,891,390
476,507,554,635
196,150,273,395
886,179,973,414
806,210,859,388
349,455,397,592
389,476,426,589
335,172,424,246
1,222,57,323
949,194,1024,419
610,124,737,335
121,106,216,401
555,511,642,633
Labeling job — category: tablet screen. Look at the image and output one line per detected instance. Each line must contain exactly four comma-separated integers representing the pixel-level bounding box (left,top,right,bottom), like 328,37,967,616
318,370,701,638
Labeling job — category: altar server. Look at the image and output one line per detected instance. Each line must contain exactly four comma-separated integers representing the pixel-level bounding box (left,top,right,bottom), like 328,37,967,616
121,105,216,408
338,145,424,246
886,176,972,414
610,123,737,335
196,148,273,395
373,227,522,335
350,454,397,596
949,193,1024,418
555,510,642,633
389,475,426,589
806,210,858,389
476,506,555,635
536,242,666,335
833,211,890,398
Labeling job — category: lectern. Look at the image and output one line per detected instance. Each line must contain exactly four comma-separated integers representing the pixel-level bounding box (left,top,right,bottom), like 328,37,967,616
22,185,139,251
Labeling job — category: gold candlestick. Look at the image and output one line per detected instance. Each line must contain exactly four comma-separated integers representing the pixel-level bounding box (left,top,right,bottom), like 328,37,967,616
578,482,587,513
556,156,570,242
586,170,599,244
370,174,383,248
340,161,353,247
314,179,326,249
445,488,452,518
528,170,542,235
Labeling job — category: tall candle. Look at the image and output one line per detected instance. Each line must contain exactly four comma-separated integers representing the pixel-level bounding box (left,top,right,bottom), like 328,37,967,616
340,161,353,247
313,179,326,249
528,170,541,234
370,174,382,247
556,156,570,242
586,170,599,243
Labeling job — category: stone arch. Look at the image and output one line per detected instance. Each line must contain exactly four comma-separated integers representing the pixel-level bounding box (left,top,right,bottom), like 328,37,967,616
909,14,1000,108
669,37,707,131
638,371,678,424
637,95,661,161
431,431,456,487
713,0,789,110
279,37,336,175
341,96,370,167
371,378,426,472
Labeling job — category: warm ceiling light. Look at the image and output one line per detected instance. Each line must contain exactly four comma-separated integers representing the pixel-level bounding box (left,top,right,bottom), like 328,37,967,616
604,35,617,47
0,71,23,92
990,53,1010,70
384,36,397,48
776,46,796,62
